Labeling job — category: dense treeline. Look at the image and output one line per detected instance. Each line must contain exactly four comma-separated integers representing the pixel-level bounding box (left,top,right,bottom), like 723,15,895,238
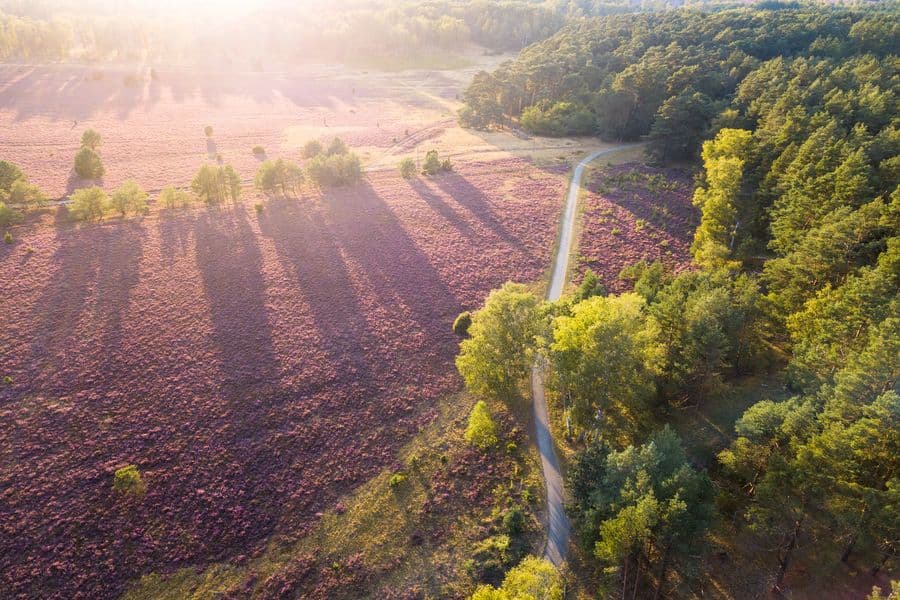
456,6,897,596
0,0,780,64
460,7,898,160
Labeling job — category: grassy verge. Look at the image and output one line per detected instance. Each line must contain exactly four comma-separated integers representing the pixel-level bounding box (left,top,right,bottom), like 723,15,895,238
124,390,544,599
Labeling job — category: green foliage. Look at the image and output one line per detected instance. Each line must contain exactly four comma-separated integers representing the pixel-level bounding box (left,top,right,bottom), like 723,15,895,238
388,472,407,489
74,146,105,179
191,164,241,204
69,186,109,221
453,311,472,336
325,137,348,156
572,427,714,595
204,125,213,137
112,464,145,495
867,581,899,600
3,231,11,244
690,128,752,270
520,101,595,136
619,260,672,305
302,139,323,159
4,179,47,209
109,179,148,216
158,186,193,209
550,293,660,439
470,555,563,600
465,400,499,450
399,157,416,178
422,150,452,176
255,159,304,196
502,505,525,536
647,268,765,402
456,282,541,401
0,160,24,193
80,128,101,150
305,152,362,187
572,269,606,302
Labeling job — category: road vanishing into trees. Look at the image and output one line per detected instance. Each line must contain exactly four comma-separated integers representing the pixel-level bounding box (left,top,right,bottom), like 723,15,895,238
534,144,640,567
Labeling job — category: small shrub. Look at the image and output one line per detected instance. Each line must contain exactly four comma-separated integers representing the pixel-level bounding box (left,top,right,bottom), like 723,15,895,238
325,137,348,156
26,246,34,254
110,179,148,216
191,164,241,204
503,505,525,536
3,231,12,244
6,179,48,209
506,441,517,454
80,129,101,150
399,157,416,179
441,159,453,172
422,150,442,175
2,375,12,384
252,145,265,155
255,158,303,196
302,139,323,159
69,187,109,221
452,311,472,336
0,160,24,192
112,464,145,495
611,227,622,236
204,125,213,137
306,152,362,187
465,400,499,449
388,472,407,488
74,147,105,179
254,202,264,213
159,186,193,209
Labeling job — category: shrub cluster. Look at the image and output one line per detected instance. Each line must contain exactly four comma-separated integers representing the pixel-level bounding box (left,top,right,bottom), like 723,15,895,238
191,164,241,204
74,129,105,179
255,158,304,196
0,160,48,222
422,149,452,175
303,138,362,187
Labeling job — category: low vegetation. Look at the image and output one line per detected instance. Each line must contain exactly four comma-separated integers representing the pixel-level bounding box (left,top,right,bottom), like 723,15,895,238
303,137,362,187
69,186,109,221
112,465,145,495
74,129,105,179
254,158,303,196
190,164,241,204
109,180,148,216
422,149,453,175
158,186,194,210
464,400,499,449
399,157,416,178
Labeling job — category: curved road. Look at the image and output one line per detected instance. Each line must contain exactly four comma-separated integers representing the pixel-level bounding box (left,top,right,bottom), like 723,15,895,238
534,145,639,566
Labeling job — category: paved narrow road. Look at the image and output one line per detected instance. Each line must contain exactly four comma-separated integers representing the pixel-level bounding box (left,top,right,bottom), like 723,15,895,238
535,145,638,566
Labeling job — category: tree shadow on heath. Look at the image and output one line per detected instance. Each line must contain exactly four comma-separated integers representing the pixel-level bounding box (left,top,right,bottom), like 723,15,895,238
320,180,462,360
26,219,145,396
190,205,295,548
257,198,376,387
193,206,279,393
432,171,530,258
406,177,476,240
